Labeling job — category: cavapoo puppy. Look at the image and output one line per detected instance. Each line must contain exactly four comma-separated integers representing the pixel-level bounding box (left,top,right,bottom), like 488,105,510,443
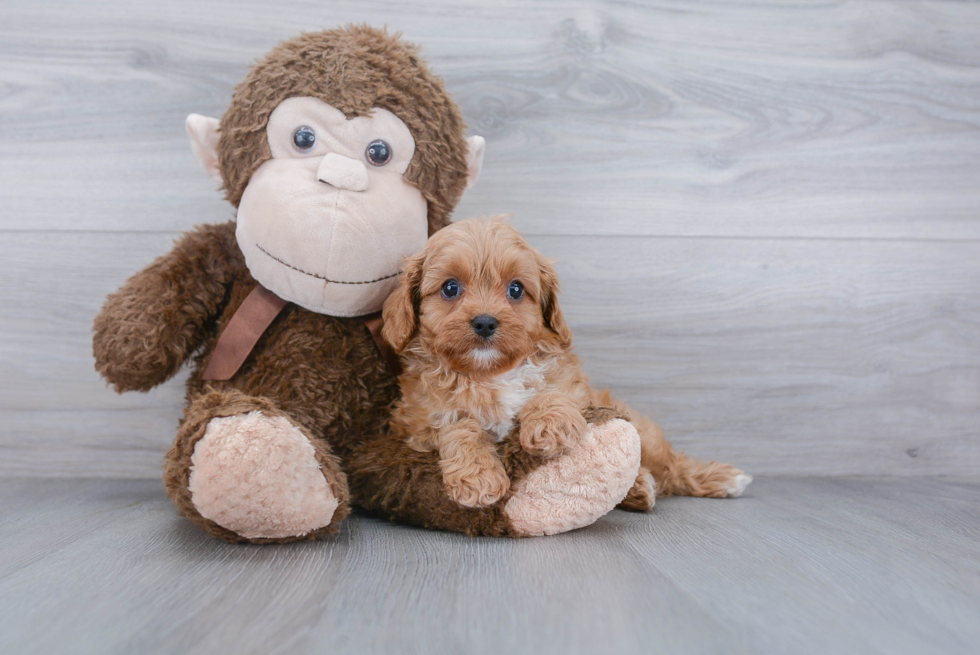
382,217,752,509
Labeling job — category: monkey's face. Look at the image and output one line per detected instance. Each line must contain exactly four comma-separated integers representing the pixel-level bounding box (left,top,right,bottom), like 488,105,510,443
235,97,428,317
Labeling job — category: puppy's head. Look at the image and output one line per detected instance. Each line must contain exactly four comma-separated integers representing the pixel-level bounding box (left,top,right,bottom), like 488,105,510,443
382,217,572,375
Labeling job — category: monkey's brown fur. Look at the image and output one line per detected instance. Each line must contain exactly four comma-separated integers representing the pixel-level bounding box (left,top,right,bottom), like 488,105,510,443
94,221,380,541
218,25,470,235
93,27,583,543
94,26,744,544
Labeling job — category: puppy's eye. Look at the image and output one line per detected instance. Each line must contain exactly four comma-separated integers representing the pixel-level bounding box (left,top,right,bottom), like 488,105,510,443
365,139,392,166
292,126,316,151
441,279,461,299
507,280,524,301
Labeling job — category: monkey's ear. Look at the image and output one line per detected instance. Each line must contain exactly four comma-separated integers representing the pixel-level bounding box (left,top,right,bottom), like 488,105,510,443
464,135,486,190
382,251,426,353
185,114,223,184
536,251,573,348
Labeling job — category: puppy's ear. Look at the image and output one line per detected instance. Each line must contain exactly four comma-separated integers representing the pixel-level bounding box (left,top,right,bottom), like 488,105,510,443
382,250,426,353
536,252,573,348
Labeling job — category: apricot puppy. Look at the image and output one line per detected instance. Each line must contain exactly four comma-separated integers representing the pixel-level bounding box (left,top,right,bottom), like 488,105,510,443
382,217,752,509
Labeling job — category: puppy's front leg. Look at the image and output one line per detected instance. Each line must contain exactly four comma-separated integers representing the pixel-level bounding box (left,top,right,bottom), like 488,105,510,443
518,391,588,458
438,418,510,508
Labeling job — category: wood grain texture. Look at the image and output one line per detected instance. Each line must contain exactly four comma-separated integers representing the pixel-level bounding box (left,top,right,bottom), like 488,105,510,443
1,0,979,478
3,231,978,476
1,0,979,238
1,477,978,655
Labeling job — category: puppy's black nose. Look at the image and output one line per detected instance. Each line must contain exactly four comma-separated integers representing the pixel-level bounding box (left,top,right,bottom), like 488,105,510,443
471,314,498,339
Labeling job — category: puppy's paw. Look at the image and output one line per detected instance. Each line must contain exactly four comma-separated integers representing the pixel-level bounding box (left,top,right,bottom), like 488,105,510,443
618,469,656,512
520,408,588,459
443,460,511,508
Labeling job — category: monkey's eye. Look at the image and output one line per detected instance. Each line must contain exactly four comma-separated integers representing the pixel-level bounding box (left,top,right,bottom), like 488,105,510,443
441,279,461,299
292,126,316,151
507,281,525,301
365,139,392,166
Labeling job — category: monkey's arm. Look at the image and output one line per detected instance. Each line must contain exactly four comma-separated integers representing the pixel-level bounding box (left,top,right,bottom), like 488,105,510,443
93,222,238,393
346,405,639,537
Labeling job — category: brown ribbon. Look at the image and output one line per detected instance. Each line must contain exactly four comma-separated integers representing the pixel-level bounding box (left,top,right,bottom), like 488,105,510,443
201,284,402,381
201,284,289,381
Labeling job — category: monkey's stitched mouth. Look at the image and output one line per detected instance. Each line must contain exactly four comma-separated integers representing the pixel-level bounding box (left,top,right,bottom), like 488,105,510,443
255,244,401,285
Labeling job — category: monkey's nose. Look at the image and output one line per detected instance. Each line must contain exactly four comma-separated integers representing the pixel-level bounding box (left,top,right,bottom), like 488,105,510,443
317,152,369,192
471,314,498,340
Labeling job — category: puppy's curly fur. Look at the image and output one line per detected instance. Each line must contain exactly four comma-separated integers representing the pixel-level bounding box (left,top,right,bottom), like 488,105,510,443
382,217,752,509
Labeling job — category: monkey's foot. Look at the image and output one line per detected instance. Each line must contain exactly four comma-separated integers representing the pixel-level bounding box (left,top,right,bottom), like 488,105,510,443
187,411,339,540
503,418,641,536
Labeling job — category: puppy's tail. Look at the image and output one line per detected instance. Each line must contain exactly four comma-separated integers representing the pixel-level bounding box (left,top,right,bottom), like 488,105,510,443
631,408,753,499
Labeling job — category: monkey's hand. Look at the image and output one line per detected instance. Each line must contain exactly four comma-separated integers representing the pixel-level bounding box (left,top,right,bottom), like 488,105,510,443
518,391,588,459
93,222,236,393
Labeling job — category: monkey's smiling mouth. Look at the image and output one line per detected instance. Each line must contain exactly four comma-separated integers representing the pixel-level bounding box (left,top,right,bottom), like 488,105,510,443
255,244,401,285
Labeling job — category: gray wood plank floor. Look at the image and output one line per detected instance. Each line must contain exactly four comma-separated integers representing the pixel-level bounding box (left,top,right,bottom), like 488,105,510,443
1,477,978,655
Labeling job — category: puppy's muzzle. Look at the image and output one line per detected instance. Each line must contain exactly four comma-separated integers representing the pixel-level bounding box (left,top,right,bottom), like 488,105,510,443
471,314,498,340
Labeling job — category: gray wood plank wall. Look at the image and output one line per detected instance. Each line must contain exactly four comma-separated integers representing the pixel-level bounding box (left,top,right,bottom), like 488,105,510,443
1,0,978,478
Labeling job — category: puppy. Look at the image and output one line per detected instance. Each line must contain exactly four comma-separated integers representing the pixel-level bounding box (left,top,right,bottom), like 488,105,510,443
382,217,752,509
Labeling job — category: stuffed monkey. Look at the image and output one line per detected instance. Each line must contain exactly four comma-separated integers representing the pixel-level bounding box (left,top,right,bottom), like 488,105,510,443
93,26,644,543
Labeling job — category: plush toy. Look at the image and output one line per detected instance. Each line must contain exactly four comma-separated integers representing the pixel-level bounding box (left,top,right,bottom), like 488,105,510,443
93,25,644,543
